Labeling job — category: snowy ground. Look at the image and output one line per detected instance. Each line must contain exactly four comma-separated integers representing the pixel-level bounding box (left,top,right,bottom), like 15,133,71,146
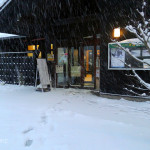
0,85,150,150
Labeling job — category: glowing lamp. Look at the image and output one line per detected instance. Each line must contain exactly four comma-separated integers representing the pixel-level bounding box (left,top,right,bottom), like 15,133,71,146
114,28,120,38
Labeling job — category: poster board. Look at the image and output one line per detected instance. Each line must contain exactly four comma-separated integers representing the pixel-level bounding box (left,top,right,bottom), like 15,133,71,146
37,59,50,87
56,65,63,73
47,53,54,61
71,66,81,77
110,48,125,68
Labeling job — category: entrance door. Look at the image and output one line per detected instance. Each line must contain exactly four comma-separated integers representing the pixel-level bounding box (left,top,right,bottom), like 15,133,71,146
84,46,94,88
56,45,100,89
70,47,81,86
57,47,68,87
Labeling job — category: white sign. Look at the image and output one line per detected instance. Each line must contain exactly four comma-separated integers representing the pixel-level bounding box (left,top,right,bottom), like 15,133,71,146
96,69,100,78
111,48,125,68
56,65,63,73
37,59,51,87
71,66,81,77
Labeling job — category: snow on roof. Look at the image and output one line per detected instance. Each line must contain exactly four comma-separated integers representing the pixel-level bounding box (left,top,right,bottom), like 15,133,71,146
109,38,143,45
119,38,142,44
0,32,18,38
0,32,25,40
0,0,11,12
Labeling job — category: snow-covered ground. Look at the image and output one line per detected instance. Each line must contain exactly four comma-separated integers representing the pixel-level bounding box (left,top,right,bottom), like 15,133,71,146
0,85,150,150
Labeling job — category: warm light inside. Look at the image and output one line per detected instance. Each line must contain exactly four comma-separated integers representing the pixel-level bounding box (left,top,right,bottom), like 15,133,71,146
51,44,53,50
28,45,39,51
114,28,120,38
27,45,39,57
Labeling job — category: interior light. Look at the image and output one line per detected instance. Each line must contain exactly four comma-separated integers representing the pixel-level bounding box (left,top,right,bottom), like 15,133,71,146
51,44,53,50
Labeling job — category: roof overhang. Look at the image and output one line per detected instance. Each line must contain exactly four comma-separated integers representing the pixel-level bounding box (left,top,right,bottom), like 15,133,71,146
0,33,26,40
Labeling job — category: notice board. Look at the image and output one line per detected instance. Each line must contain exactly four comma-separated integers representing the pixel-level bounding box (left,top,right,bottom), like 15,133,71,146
37,59,50,87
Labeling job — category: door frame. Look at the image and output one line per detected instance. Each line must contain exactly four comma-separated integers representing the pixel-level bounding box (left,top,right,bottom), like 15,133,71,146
56,37,100,90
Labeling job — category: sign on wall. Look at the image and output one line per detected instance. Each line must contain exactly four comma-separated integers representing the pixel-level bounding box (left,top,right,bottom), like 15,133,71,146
96,69,100,78
110,48,125,68
71,66,81,77
47,52,54,61
108,41,150,70
56,65,63,73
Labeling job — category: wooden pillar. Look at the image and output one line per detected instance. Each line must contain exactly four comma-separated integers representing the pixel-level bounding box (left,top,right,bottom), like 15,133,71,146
80,44,84,88
94,35,97,89
99,47,101,93
68,47,71,87
54,42,58,88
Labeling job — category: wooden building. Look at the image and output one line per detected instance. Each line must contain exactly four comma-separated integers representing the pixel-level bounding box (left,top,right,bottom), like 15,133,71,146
0,0,149,95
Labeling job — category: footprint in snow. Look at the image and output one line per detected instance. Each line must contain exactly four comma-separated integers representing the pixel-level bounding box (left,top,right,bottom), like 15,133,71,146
23,127,34,134
41,114,47,124
25,139,33,147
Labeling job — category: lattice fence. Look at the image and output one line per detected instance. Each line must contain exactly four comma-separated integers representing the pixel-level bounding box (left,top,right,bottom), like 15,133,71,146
0,52,36,85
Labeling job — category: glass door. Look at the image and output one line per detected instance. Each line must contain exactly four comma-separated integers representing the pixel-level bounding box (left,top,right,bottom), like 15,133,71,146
84,46,94,88
57,47,68,87
56,45,99,89
70,47,81,86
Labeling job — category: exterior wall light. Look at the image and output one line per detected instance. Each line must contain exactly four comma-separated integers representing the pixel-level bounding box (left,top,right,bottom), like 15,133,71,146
114,28,120,38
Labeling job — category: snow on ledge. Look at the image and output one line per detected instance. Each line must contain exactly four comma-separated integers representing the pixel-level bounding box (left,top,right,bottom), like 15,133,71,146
0,32,19,39
110,38,144,45
0,0,11,12
0,0,8,7
119,38,143,44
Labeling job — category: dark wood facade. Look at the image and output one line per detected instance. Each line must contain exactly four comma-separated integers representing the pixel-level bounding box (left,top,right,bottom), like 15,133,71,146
0,0,149,95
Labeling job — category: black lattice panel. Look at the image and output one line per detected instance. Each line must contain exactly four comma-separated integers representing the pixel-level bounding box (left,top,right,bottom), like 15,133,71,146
0,53,36,86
